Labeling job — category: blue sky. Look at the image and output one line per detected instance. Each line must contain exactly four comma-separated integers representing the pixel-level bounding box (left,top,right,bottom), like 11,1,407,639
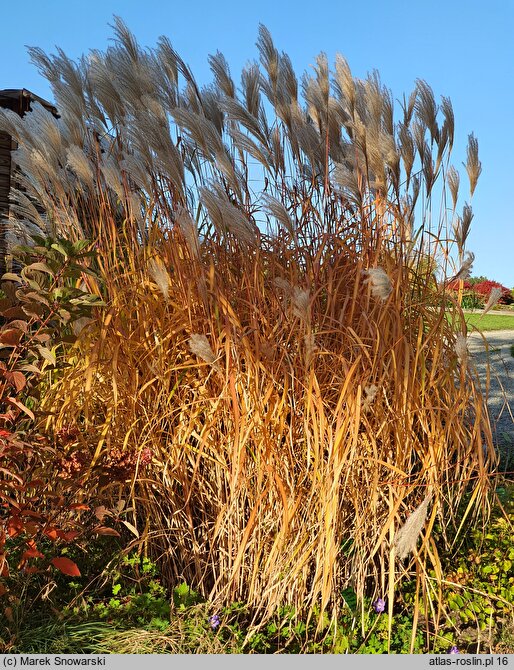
1,0,513,286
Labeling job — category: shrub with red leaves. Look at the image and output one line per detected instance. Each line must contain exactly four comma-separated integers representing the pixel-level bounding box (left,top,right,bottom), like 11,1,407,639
447,280,472,291
473,280,513,305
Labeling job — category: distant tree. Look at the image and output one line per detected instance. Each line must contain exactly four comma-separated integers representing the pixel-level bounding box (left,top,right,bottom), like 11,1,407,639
468,275,488,286
474,280,513,305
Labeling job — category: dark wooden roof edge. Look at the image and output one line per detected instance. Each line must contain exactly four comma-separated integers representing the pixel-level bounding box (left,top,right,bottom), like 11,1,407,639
0,88,58,117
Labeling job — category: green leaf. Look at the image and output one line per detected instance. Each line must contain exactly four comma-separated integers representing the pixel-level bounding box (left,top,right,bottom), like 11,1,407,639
51,243,69,258
341,586,357,613
72,240,91,253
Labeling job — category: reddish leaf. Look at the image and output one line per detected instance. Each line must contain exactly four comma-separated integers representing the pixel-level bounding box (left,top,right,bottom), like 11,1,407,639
0,583,7,596
69,503,89,511
1,307,26,319
33,332,51,343
26,479,44,488
23,566,42,574
4,606,13,622
7,517,23,537
23,522,39,535
94,526,121,537
10,371,27,392
51,557,81,577
22,509,45,519
61,530,80,542
44,528,59,541
6,397,34,421
22,547,44,560
2,320,28,333
94,505,108,521
0,329,23,346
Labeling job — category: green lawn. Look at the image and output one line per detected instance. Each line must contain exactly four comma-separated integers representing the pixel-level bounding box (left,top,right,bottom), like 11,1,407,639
464,312,514,331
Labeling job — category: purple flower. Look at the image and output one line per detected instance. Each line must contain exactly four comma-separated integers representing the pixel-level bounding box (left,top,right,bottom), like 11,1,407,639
209,614,221,630
373,598,386,614
448,646,460,654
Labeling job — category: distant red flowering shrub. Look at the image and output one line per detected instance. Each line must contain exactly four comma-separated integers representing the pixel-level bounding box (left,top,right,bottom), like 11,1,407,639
447,280,472,291
473,280,513,305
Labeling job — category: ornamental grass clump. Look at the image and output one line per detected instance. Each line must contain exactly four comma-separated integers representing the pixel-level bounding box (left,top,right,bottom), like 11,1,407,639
0,18,497,650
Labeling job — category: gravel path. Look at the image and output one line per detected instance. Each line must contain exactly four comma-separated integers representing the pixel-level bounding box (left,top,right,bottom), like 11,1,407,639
467,330,514,463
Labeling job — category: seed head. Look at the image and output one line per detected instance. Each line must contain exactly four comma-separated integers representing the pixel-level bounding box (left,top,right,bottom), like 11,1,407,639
188,334,219,371
394,493,433,560
454,334,468,365
482,287,502,316
451,251,475,282
148,256,170,300
362,268,393,301
292,286,310,319
362,384,378,413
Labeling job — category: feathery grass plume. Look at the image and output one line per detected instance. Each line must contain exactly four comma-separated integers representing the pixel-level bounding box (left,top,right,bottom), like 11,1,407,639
333,162,364,207
452,204,473,257
229,127,271,172
273,276,291,294
454,333,468,365
440,96,454,151
175,206,200,260
415,80,438,141
100,157,125,201
148,256,170,300
303,332,316,367
200,184,258,246
257,24,279,102
66,144,95,188
482,287,503,316
398,123,415,187
450,250,475,282
362,384,378,413
188,334,219,371
292,287,310,319
221,97,268,145
241,63,261,117
208,51,235,99
447,166,460,211
394,493,433,560
362,267,393,301
261,194,295,237
465,133,482,197
334,54,355,114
